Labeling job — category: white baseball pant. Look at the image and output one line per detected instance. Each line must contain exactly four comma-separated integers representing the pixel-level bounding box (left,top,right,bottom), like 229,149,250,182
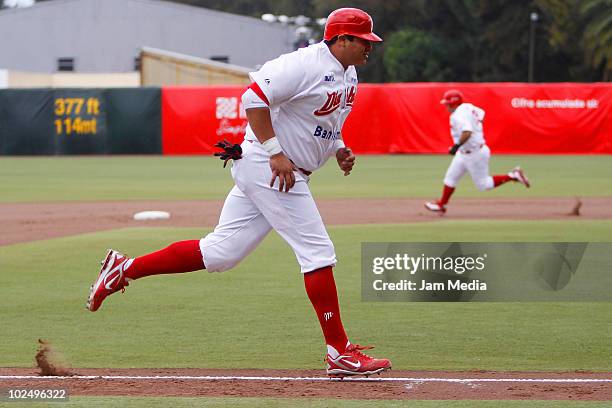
443,145,494,191
199,140,337,273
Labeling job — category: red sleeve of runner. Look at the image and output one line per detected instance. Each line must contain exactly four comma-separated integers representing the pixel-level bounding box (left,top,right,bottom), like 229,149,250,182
248,82,270,106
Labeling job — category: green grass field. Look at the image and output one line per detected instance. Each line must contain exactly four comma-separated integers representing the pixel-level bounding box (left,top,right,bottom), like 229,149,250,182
0,222,612,370
1,224,611,371
0,155,611,407
0,155,611,202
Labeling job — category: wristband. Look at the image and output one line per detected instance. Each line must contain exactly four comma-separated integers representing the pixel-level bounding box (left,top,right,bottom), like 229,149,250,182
262,137,282,155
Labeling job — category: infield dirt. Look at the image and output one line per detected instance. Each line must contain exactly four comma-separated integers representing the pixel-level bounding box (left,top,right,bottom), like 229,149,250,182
2,197,612,246
1,368,611,400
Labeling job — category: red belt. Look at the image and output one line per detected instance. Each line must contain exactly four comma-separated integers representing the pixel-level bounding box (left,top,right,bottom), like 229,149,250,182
462,144,484,154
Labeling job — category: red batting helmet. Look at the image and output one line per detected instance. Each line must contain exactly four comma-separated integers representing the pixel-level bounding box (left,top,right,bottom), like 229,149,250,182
324,8,382,42
440,90,465,107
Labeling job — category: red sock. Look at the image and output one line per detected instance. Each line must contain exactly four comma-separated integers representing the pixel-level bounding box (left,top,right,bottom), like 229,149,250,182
304,266,349,355
124,240,205,280
439,184,455,205
493,174,513,187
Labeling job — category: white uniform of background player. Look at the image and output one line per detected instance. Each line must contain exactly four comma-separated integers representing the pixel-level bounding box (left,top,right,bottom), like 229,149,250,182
86,7,391,378
444,102,491,191
425,90,530,213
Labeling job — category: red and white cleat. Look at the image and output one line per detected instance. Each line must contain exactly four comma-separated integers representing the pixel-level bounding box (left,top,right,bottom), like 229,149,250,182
424,201,447,214
510,166,531,188
86,249,130,312
326,344,391,378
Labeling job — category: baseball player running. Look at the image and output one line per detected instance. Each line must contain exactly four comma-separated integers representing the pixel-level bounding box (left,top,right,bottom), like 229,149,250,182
86,8,391,378
425,90,530,214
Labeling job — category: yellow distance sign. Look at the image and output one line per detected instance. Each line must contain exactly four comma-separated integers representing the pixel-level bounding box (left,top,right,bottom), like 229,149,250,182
54,97,100,135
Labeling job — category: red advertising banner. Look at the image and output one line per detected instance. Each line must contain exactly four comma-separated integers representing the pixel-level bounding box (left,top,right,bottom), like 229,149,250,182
162,86,247,155
162,83,612,155
344,83,612,154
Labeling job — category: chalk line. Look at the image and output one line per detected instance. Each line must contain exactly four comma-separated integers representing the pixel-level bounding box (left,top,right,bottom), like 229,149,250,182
1,375,611,383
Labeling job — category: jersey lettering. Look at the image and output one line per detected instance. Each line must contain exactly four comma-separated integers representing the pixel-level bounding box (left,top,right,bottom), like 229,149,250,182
346,86,356,107
313,125,340,140
314,91,342,116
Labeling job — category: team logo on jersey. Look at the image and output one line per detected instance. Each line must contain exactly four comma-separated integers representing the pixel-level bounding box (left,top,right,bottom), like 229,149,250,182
346,86,356,107
324,73,335,82
314,91,342,116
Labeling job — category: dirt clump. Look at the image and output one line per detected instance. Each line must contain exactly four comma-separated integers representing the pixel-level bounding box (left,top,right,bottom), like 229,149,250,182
35,339,73,376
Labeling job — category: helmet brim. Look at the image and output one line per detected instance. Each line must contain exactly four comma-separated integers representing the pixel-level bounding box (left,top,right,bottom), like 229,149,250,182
354,32,383,42
440,99,462,107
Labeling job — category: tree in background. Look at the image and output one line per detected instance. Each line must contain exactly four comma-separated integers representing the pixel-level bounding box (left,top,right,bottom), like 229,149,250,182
380,0,607,82
383,28,453,82
531,0,603,82
580,0,612,81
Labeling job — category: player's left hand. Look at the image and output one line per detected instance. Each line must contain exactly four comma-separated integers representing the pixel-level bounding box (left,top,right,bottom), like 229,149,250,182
214,139,243,167
336,147,355,176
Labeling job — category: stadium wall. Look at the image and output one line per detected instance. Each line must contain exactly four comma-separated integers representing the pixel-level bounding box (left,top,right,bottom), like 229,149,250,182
0,88,160,155
162,83,612,155
1,84,610,155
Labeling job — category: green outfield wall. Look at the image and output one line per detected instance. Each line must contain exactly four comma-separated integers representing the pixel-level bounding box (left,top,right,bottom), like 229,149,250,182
0,88,161,155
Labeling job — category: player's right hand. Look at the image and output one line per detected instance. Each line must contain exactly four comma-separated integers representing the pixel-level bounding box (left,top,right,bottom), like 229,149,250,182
336,147,355,176
269,152,298,193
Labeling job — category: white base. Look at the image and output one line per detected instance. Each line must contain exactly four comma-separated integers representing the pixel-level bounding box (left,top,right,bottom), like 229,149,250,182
133,211,171,221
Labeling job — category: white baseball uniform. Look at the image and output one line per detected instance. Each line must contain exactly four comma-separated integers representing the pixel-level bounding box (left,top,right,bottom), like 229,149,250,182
443,103,495,191
200,41,356,273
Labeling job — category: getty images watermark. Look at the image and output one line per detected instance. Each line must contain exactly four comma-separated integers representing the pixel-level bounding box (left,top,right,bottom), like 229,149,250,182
372,252,488,292
361,243,612,302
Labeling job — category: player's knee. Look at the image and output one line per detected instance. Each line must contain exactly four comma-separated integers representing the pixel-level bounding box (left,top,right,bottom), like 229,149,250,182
208,259,239,273
475,178,492,191
297,241,336,273
204,252,246,272
200,238,248,273
443,177,458,188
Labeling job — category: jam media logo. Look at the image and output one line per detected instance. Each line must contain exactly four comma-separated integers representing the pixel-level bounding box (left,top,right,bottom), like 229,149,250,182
346,86,356,107
314,91,342,116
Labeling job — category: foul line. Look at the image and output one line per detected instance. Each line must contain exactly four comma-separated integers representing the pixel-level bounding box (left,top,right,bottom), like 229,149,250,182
1,375,611,383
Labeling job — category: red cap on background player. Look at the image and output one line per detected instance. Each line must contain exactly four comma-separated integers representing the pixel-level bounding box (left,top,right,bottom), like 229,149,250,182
440,90,465,107
324,8,383,42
